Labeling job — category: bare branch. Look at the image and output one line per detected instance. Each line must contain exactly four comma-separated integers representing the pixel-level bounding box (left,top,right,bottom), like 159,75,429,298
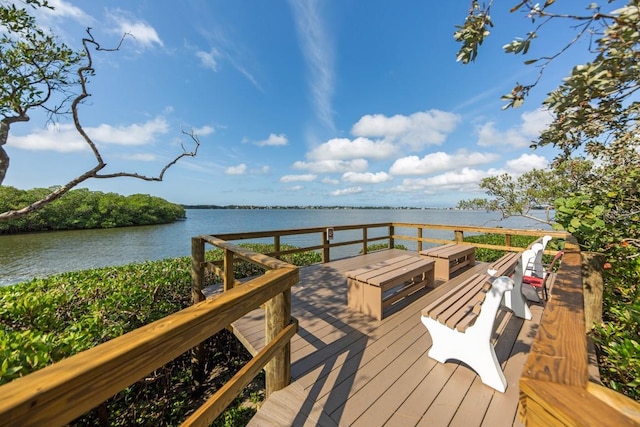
1,28,201,222
95,128,201,180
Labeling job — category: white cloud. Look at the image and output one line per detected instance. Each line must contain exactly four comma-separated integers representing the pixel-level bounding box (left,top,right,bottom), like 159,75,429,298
286,185,304,191
331,186,362,196
193,125,215,136
505,153,549,175
307,137,396,161
288,0,334,131
342,171,392,184
477,107,553,148
389,151,499,176
351,110,461,150
520,108,554,136
43,0,92,22
476,122,530,148
88,118,169,145
226,164,247,175
196,33,263,90
196,49,221,71
8,123,86,152
255,133,289,147
107,10,163,49
280,174,317,183
292,159,368,174
394,168,493,193
322,177,339,185
8,117,169,152
122,153,157,162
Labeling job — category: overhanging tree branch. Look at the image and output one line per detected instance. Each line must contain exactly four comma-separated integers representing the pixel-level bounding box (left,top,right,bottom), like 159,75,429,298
0,28,200,221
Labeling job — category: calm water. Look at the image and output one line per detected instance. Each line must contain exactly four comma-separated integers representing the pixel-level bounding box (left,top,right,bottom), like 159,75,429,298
0,209,551,286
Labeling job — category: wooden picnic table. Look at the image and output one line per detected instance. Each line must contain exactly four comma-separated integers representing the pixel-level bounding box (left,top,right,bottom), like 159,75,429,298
420,243,476,280
346,255,434,320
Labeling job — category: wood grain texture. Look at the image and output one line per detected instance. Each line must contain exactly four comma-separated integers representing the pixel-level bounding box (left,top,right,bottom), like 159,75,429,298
519,235,640,426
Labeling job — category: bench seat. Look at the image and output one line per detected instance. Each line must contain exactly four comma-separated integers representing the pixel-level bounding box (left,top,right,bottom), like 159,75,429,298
420,243,476,280
421,274,518,392
487,251,520,277
347,255,435,320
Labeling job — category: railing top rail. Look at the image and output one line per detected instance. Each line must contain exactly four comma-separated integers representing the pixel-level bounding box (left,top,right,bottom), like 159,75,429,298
206,222,567,243
207,222,394,241
199,235,297,270
390,222,568,238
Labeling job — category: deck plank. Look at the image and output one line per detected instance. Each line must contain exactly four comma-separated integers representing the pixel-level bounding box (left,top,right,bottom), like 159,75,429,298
238,249,544,427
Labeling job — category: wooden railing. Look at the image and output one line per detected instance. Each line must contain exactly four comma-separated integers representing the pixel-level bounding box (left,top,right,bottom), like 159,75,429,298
518,235,640,426
211,222,567,263
0,237,299,427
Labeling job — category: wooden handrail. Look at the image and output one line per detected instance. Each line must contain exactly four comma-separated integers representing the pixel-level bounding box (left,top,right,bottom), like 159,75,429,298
208,222,566,264
0,247,298,427
518,235,640,426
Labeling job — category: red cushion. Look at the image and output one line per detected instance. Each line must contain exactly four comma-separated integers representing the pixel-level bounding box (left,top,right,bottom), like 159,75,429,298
523,275,543,287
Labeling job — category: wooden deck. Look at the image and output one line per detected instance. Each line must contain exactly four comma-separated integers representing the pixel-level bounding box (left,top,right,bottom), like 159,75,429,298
234,249,544,427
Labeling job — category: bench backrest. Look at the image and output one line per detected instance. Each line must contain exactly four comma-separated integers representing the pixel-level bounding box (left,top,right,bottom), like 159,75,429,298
525,235,552,277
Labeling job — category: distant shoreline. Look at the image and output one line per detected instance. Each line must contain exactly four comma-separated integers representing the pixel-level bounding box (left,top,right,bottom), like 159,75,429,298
182,205,457,210
182,205,550,211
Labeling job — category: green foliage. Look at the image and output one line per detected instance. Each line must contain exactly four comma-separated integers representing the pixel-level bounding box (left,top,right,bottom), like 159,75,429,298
457,159,594,226
0,187,186,233
1,0,81,120
463,233,545,262
592,255,640,400
454,0,494,64
0,243,319,424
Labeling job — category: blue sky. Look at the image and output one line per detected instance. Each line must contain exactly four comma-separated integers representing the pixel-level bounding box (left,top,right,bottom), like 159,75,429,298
5,1,594,207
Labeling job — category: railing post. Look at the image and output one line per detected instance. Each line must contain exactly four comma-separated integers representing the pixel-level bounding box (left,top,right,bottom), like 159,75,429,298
417,227,423,253
582,252,604,332
389,225,395,249
265,288,291,397
223,249,234,292
191,237,206,388
274,235,281,260
454,230,464,243
322,231,330,263
362,227,368,254
191,237,206,305
505,234,512,249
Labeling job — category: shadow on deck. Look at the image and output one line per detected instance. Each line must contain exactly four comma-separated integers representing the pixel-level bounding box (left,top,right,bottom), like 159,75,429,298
230,249,545,427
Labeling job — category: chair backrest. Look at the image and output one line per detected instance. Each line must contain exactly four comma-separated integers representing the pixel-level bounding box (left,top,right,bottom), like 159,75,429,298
546,250,564,275
516,248,536,285
525,243,544,277
525,235,552,277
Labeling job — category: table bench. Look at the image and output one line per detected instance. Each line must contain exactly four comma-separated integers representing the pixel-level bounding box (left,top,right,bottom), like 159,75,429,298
420,243,476,280
421,274,520,393
346,255,435,320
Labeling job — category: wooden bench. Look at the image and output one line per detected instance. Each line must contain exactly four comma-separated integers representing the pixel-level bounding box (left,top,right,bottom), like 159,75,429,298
420,243,476,280
347,255,435,320
421,274,523,393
